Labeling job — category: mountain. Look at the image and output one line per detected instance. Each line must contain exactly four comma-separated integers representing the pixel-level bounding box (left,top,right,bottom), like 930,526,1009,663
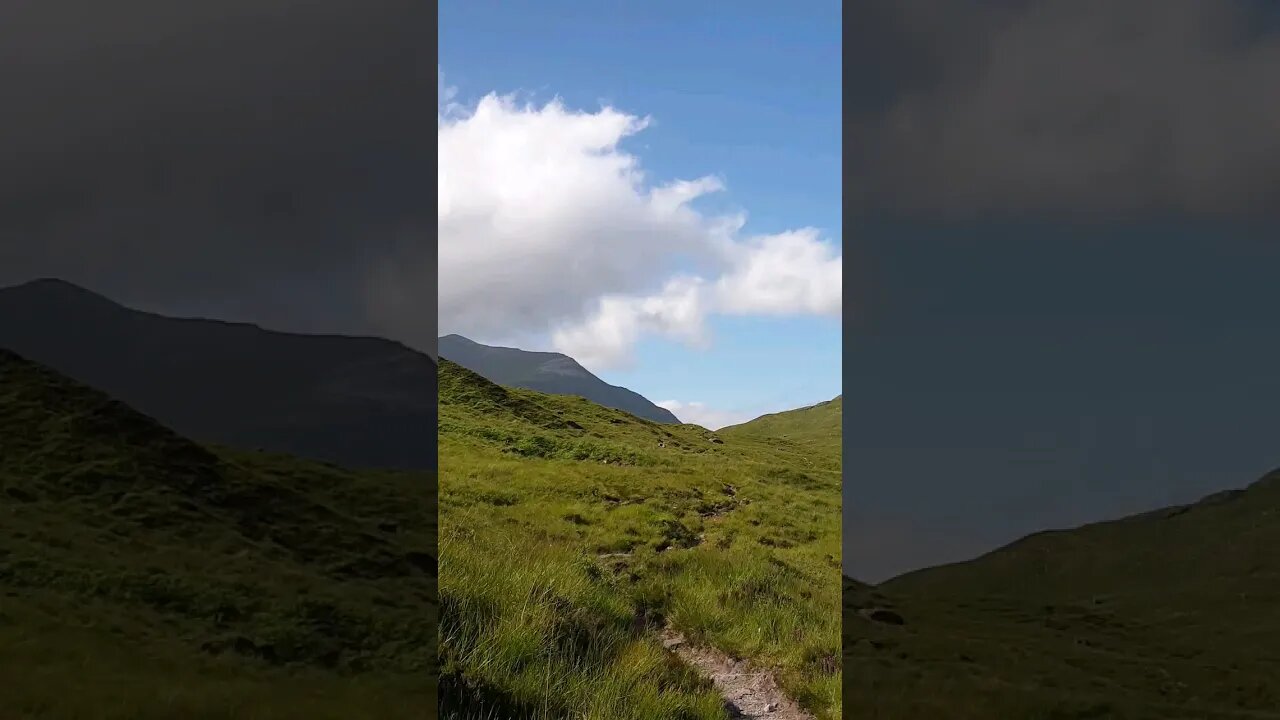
438,359,842,719
437,333,679,424
0,278,436,470
0,348,435,718
845,468,1280,719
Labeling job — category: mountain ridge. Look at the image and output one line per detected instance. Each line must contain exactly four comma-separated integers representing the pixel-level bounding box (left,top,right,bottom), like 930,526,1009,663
0,278,438,470
438,333,679,424
873,467,1279,588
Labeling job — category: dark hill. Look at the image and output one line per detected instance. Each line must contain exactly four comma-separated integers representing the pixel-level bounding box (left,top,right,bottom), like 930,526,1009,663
0,278,436,470
845,467,1280,718
0,347,435,717
438,333,678,424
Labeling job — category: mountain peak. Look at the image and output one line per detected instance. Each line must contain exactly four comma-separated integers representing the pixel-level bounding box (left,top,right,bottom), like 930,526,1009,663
437,334,678,424
15,277,83,290
5,277,118,305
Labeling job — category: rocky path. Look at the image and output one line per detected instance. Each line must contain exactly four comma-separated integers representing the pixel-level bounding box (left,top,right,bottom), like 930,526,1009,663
661,627,815,720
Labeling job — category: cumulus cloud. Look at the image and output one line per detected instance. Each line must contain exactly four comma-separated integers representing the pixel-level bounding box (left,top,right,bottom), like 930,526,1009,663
550,277,709,371
714,229,842,316
433,77,842,370
654,400,755,432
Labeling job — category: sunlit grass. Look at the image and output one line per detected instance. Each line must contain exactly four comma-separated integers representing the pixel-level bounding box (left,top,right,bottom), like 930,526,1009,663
439,360,841,719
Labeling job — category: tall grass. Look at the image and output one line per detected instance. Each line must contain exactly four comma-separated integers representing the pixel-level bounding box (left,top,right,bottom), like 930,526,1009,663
0,350,436,718
439,361,841,719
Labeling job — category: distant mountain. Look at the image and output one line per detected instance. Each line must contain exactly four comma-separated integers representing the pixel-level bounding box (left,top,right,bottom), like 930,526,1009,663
438,333,679,424
0,278,436,470
845,467,1280,718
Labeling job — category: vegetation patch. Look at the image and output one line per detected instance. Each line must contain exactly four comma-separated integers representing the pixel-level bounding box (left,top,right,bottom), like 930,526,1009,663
0,349,436,719
439,359,841,719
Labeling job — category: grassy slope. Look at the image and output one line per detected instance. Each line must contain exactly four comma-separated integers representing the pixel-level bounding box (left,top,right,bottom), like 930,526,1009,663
438,360,842,719
719,396,841,458
0,348,436,719
844,470,1280,719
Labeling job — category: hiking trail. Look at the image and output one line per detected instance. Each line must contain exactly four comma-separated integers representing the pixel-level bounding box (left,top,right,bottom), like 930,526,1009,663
661,627,815,720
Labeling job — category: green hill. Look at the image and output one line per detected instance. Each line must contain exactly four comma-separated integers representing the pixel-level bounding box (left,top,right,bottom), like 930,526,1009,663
844,469,1280,719
0,348,436,719
720,396,842,466
438,360,842,719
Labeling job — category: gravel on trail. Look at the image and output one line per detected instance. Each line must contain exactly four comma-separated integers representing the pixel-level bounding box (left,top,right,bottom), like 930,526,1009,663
661,627,816,720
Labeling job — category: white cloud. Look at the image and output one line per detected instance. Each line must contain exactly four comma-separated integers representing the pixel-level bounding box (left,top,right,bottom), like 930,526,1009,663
655,400,755,431
430,73,842,371
438,67,456,104
550,276,709,371
714,229,842,316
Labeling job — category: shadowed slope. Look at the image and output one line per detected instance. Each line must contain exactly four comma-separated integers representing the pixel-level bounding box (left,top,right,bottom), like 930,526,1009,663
0,348,436,719
844,469,1280,719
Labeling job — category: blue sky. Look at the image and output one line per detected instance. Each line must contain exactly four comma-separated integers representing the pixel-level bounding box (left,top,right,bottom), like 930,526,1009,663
439,1,842,427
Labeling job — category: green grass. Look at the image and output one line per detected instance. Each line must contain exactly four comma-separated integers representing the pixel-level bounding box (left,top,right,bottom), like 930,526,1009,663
844,470,1280,719
0,348,436,718
438,360,842,719
718,396,841,460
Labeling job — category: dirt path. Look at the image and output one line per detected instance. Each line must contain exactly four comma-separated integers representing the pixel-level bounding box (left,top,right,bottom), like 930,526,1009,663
661,627,815,720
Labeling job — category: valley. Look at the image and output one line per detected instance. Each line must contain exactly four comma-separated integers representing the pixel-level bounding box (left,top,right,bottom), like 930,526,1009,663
0,278,841,719
438,359,842,719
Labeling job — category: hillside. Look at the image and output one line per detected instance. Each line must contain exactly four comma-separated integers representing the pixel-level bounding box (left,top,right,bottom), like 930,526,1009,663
438,360,842,719
0,278,437,470
439,333,678,424
720,396,842,469
844,468,1280,719
0,348,436,719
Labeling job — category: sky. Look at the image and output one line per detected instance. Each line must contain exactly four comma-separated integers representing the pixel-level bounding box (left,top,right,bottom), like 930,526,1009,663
844,0,1280,582
438,0,843,429
0,0,836,431
0,0,431,343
